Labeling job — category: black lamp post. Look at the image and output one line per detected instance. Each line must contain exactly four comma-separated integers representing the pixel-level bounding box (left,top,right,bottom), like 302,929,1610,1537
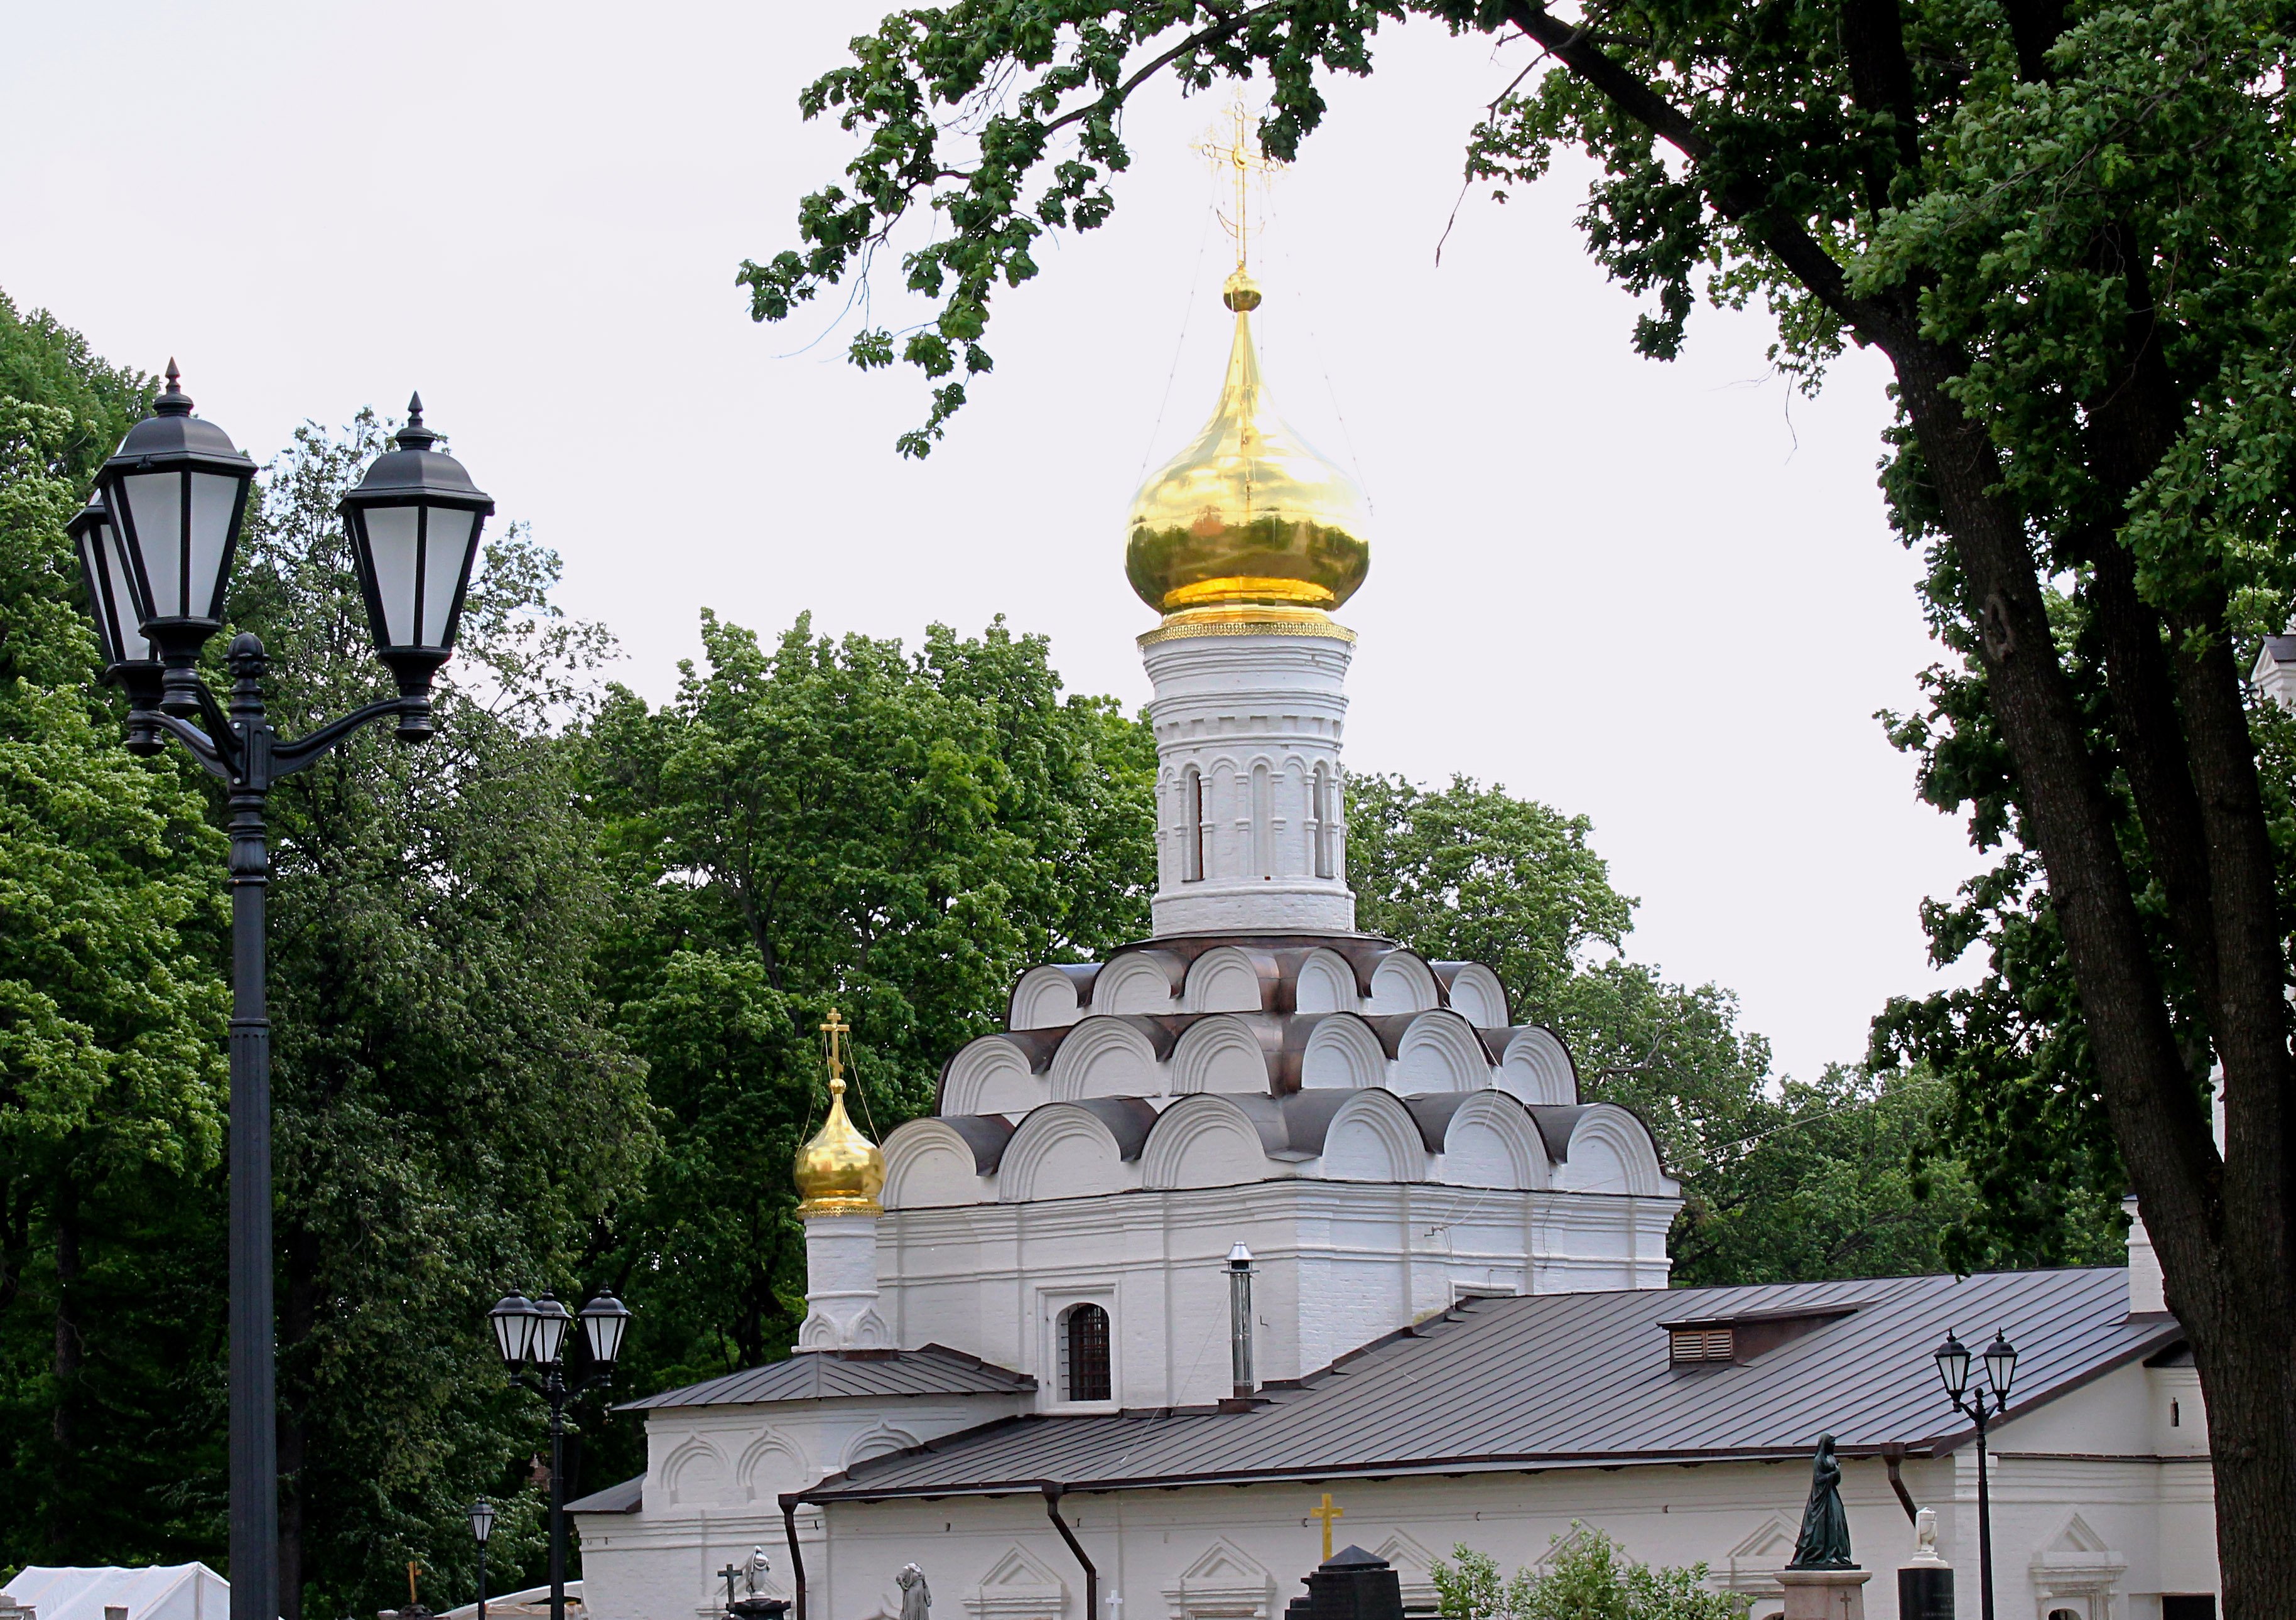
74,367,494,1620
490,1288,632,1620
1932,1329,2020,1620
470,1499,497,1620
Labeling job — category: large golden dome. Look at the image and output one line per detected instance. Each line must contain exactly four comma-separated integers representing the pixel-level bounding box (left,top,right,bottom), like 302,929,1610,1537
1126,270,1370,617
794,1012,884,1217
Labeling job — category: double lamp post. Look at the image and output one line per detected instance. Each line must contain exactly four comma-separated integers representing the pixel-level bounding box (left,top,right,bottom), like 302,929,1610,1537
71,366,495,1620
490,1288,631,1620
1932,1328,2020,1620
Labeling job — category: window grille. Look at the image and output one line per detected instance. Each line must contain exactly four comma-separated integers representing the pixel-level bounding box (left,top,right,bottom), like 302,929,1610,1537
1061,1303,1112,1401
1183,769,1205,883
1669,1327,1735,1364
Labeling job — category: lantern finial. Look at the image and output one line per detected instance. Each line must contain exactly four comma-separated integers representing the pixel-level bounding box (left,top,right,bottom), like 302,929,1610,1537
394,392,440,453
157,359,193,417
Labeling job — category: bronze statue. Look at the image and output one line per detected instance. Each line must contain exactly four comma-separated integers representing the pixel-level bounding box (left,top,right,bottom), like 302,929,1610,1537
1788,1434,1855,1569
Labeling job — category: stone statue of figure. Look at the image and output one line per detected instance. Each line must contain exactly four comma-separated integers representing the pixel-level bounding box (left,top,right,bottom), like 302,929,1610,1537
1788,1435,1855,1569
747,1547,772,1596
897,1564,931,1620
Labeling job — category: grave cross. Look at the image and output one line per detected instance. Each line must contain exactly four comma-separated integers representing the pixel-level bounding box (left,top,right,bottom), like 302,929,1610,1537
1311,1493,1344,1562
720,1565,745,1612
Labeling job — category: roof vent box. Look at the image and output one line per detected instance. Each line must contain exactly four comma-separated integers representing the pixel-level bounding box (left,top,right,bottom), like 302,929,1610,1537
1662,1304,1861,1368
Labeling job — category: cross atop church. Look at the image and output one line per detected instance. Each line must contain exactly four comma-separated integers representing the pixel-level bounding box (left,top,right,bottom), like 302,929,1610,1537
821,1007,850,1086
1197,101,1283,273
1311,1491,1344,1562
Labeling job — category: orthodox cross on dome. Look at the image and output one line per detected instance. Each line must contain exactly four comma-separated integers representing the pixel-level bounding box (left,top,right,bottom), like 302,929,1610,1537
821,1007,852,1091
1197,100,1284,274
1311,1491,1345,1562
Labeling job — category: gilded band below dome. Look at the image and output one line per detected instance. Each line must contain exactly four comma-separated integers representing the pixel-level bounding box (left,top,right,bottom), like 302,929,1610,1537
1126,269,1370,616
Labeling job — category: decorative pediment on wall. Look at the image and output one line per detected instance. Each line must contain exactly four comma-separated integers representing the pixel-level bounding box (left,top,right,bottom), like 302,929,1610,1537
965,1546,1070,1620
660,1435,736,1509
1368,1531,1439,1614
1718,1516,1798,1599
1165,1538,1277,1620
2030,1513,2128,1620
1534,1524,1598,1570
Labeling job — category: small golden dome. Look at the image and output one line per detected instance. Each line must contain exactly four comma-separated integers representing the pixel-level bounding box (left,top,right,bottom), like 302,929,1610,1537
1125,269,1370,618
794,1011,884,1218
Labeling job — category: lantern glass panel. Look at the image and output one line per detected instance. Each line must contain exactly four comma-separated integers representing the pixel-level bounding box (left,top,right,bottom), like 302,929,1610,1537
1934,1333,1971,1398
469,1499,497,1545
532,1295,571,1364
186,471,242,618
580,1295,630,1366
419,508,477,645
1984,1334,2018,1397
362,506,423,647
489,1292,536,1366
106,529,156,659
118,472,183,618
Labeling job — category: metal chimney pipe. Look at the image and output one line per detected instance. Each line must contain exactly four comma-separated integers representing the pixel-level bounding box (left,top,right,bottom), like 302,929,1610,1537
1228,1242,1255,1398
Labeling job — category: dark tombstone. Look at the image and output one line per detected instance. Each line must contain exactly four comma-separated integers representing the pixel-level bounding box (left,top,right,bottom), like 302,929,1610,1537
1898,1567,1954,1620
1283,1547,1405,1620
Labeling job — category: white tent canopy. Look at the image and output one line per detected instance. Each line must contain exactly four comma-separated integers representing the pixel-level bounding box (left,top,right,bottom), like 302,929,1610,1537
3,1567,229,1620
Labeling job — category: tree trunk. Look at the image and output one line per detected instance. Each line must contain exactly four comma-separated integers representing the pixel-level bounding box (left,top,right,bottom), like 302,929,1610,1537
50,1173,80,1556
1883,338,2296,1620
277,1226,320,1620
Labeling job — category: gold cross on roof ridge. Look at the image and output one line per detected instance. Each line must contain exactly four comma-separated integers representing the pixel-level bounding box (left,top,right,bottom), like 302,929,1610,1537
1197,99,1284,273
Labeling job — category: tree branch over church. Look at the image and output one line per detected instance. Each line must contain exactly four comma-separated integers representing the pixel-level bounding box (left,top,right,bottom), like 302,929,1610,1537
747,2,2296,1614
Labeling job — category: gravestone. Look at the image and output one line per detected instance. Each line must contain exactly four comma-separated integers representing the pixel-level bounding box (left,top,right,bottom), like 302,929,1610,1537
1282,1547,1404,1620
1898,1508,1954,1620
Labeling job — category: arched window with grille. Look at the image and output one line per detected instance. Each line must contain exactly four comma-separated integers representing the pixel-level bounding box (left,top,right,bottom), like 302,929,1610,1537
1311,764,1334,879
1058,1302,1112,1401
1181,767,1205,882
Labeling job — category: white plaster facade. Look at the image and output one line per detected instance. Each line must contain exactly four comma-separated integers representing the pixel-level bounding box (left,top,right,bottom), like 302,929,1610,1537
1143,628,1356,937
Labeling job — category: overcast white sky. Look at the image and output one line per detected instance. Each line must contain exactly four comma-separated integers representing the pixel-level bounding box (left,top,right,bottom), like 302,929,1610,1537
2,3,1988,1083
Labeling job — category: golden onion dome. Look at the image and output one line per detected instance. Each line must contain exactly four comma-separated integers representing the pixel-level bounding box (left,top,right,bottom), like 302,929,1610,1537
794,1012,884,1218
1125,268,1370,618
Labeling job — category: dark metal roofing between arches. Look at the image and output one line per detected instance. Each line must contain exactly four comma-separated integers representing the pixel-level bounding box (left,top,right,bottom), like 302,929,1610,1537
791,1267,2174,1501
622,1344,1036,1411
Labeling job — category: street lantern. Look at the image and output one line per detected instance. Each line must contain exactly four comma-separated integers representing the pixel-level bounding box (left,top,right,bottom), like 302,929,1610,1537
94,362,257,715
531,1292,572,1366
490,1289,633,1620
1928,1326,2019,1620
1983,1330,2018,1398
337,394,495,740
490,1291,539,1368
470,1499,497,1620
77,369,498,1620
579,1292,632,1366
1932,1330,1971,1398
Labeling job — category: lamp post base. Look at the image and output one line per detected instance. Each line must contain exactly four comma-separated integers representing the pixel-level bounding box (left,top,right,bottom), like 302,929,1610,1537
1780,1569,1871,1620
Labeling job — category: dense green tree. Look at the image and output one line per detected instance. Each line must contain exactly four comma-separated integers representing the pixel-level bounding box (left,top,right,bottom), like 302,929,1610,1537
1432,1529,1746,1620
1345,771,2052,1282
216,416,653,1620
580,612,1156,1449
752,3,2296,1599
0,298,230,1567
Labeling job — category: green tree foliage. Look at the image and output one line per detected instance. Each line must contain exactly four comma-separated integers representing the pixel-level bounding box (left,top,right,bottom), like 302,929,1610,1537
582,613,1155,1422
1432,1530,1748,1620
0,297,230,1565
222,416,654,1620
1346,772,2045,1283
757,7,2296,1597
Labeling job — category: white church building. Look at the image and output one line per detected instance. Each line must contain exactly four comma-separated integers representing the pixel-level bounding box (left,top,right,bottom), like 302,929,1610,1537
570,262,2221,1620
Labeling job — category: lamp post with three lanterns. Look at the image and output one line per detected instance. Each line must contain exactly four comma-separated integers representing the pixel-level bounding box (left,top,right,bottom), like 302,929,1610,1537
70,366,496,1620
1931,1329,2020,1620
489,1289,632,1620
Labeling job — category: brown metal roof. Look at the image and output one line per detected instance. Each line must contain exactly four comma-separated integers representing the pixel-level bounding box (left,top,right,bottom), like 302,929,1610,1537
797,1267,2174,1501
623,1344,1036,1411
